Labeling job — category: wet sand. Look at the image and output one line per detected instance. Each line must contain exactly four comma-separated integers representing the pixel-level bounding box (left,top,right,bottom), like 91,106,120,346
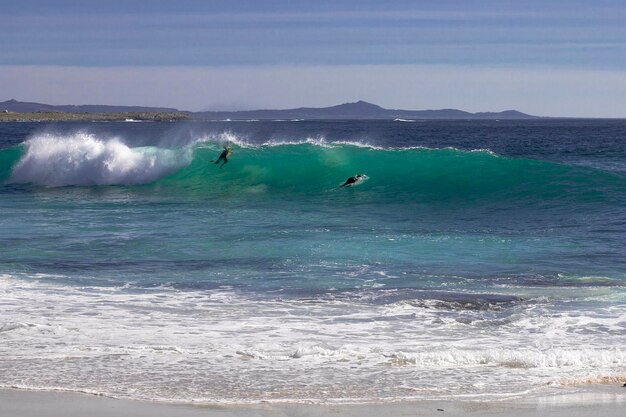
1,387,624,417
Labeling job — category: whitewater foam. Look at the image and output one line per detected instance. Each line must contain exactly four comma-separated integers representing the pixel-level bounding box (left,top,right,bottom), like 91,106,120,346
10,132,191,187
191,131,252,148
0,274,623,403
264,136,335,148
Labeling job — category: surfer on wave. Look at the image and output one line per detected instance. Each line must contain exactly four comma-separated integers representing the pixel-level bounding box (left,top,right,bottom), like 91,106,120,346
340,174,366,187
213,145,232,169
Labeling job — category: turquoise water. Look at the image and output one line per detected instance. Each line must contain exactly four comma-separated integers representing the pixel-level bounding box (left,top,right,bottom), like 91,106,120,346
0,120,624,403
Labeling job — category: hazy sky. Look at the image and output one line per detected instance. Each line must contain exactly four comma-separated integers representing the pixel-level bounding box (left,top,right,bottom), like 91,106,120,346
2,0,626,116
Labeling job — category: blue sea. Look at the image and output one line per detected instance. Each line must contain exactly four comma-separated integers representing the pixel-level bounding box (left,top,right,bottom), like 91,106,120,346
0,119,624,403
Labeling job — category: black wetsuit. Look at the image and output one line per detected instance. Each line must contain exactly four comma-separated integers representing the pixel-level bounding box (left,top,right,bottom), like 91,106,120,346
215,149,231,167
341,175,361,187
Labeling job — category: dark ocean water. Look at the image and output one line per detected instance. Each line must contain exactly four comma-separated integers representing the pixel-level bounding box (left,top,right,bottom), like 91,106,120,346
0,119,624,403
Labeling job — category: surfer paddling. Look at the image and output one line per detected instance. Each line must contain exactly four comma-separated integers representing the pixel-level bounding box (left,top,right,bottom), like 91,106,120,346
213,145,232,169
340,174,366,187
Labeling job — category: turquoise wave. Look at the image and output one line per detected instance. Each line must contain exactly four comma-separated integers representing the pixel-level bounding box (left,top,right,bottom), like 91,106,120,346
0,145,21,183
157,144,625,204
2,140,625,205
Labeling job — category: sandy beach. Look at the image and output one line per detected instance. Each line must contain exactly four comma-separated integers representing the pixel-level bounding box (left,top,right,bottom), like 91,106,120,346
1,387,624,417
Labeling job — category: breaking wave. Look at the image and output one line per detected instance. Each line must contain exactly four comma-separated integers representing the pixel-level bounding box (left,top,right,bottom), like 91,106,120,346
6,132,190,187
2,131,624,206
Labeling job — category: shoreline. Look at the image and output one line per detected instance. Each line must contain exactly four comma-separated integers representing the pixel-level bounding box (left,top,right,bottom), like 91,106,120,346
1,386,624,417
0,111,190,122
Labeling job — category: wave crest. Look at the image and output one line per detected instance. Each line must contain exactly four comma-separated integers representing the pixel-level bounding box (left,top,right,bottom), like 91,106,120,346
10,132,191,187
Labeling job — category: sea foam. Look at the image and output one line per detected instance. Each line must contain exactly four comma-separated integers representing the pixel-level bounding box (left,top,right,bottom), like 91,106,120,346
10,132,190,186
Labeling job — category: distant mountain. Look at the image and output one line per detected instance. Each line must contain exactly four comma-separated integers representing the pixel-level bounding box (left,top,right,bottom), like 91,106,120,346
0,99,180,114
194,100,539,120
1,98,539,120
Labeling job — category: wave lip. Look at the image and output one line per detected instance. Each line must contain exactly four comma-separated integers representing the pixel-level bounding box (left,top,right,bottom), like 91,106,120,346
10,132,191,187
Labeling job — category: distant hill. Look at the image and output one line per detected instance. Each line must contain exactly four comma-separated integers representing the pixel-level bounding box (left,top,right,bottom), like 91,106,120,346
194,100,539,120
0,99,180,114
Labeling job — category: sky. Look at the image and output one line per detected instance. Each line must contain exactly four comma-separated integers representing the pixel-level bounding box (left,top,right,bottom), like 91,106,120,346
1,0,626,117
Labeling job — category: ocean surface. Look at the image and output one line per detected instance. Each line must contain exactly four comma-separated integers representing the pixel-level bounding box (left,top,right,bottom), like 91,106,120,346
0,119,624,403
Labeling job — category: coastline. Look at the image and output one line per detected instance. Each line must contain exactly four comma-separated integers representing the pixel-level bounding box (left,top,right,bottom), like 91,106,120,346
1,386,624,417
0,111,190,122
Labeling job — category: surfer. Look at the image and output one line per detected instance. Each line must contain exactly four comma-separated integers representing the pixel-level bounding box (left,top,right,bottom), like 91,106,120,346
213,145,232,169
340,174,365,187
